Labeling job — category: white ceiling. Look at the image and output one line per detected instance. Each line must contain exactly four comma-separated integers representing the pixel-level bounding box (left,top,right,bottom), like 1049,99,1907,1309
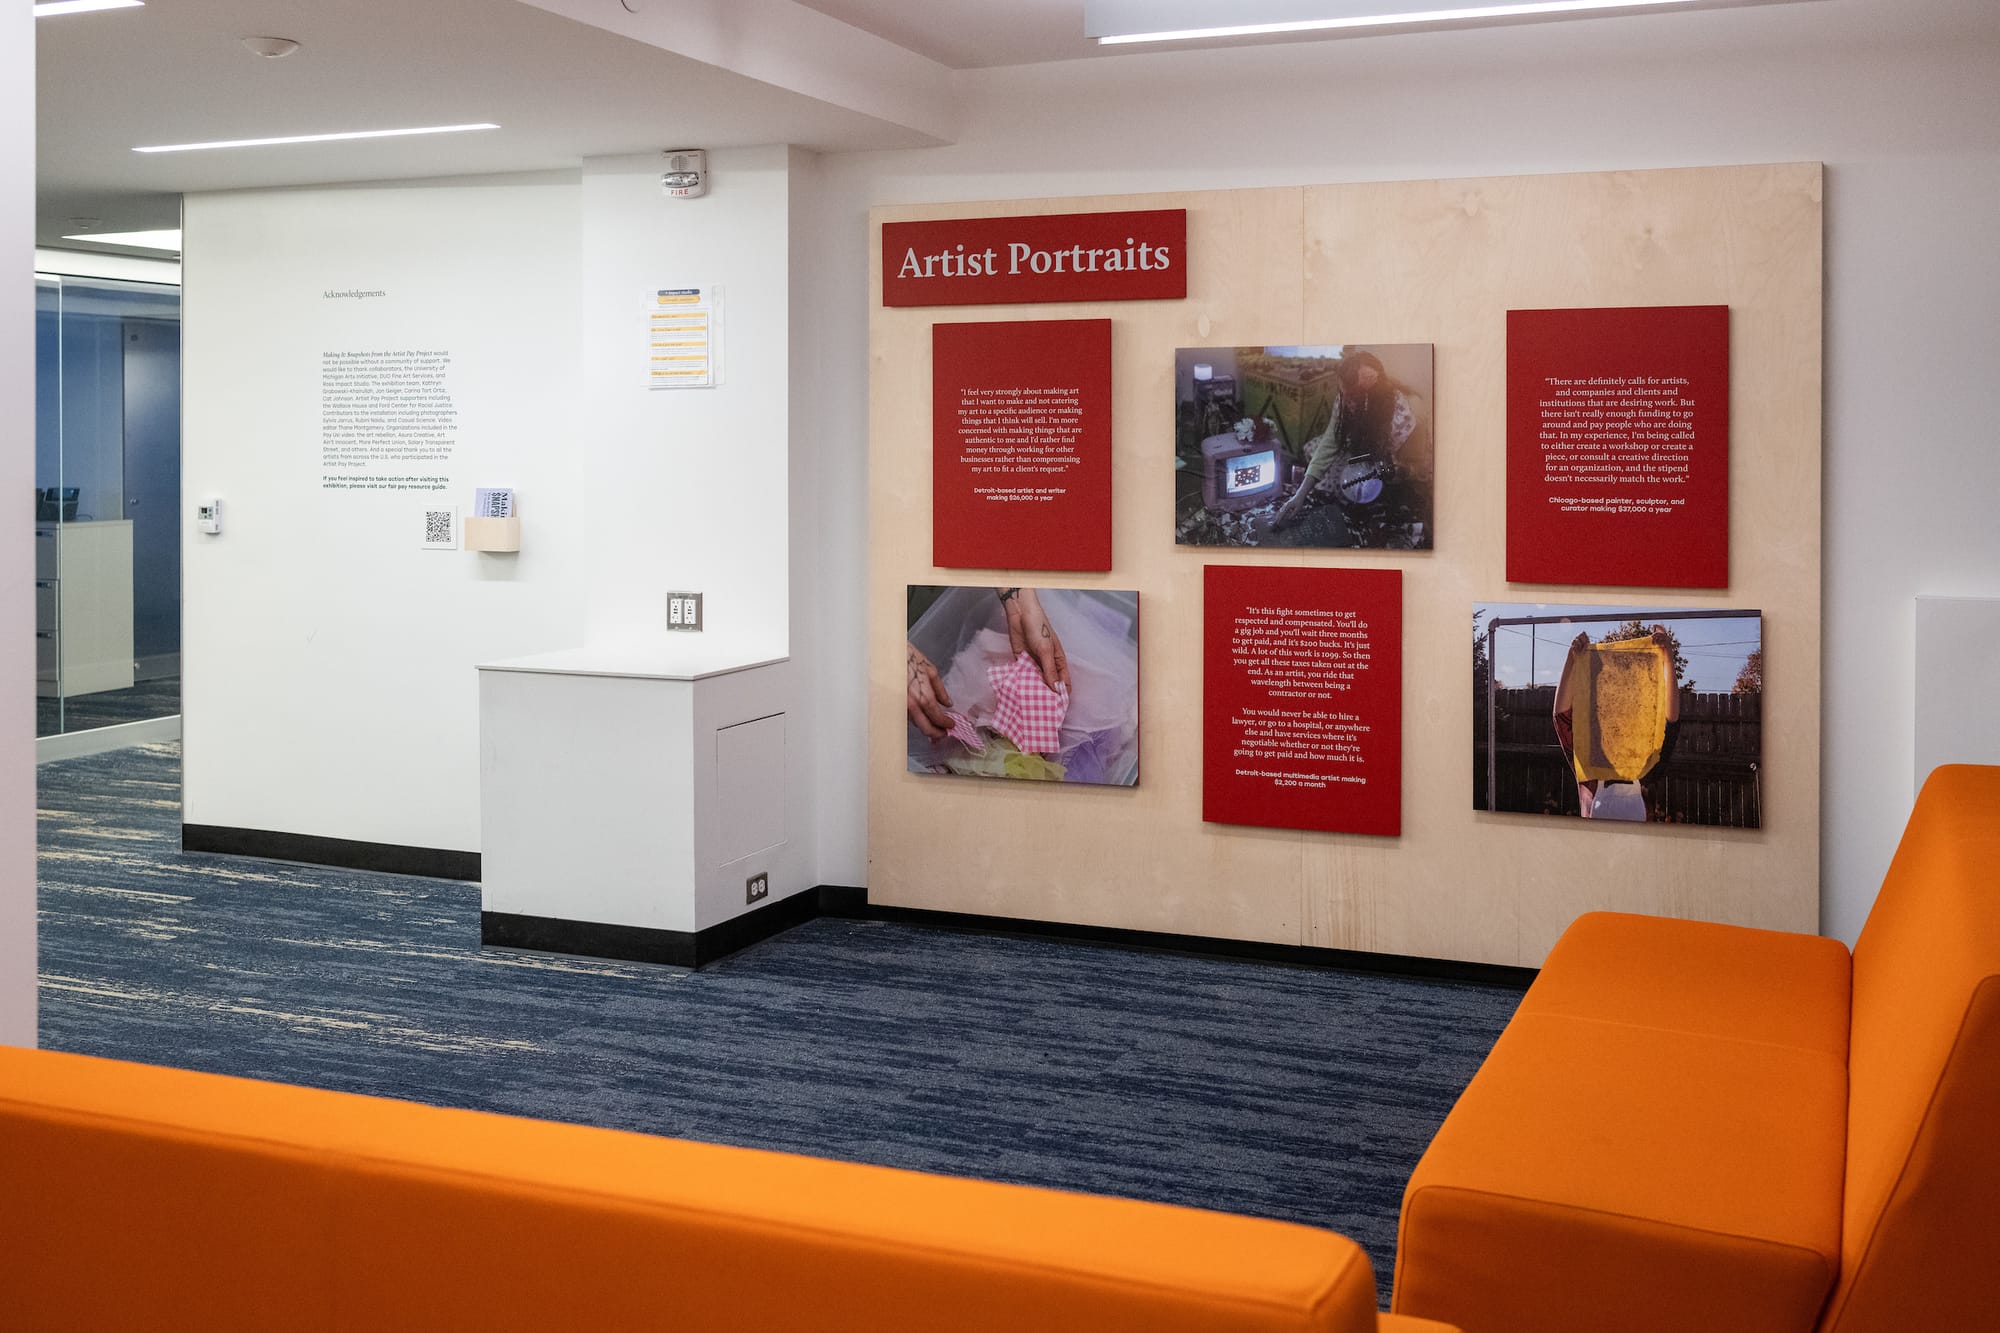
36,0,2000,256
790,0,1092,69
789,0,1824,67
36,0,950,250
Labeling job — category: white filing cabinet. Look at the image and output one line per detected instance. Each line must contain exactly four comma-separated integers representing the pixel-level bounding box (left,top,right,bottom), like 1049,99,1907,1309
35,520,136,698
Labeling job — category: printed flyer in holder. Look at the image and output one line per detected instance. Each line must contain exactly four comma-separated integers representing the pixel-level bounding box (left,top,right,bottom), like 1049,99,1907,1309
1203,565,1402,835
646,286,720,389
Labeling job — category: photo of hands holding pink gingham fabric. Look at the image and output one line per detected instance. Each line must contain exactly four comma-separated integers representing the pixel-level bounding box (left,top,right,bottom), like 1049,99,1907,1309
906,585,1140,787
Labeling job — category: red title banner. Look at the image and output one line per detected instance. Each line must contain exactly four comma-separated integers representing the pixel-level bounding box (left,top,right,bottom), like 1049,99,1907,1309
883,209,1187,308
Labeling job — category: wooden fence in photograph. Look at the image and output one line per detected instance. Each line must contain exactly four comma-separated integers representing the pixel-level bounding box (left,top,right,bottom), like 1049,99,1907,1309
1474,685,1762,827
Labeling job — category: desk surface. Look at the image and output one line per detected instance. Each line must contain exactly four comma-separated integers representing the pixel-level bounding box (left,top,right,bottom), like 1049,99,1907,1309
478,639,787,682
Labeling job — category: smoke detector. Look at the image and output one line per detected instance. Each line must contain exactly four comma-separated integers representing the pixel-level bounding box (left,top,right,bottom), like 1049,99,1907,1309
240,35,300,58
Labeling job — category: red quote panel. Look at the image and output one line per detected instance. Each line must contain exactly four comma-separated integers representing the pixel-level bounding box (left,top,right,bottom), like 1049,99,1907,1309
885,210,1186,307
1506,305,1730,588
1203,565,1402,837
932,319,1113,572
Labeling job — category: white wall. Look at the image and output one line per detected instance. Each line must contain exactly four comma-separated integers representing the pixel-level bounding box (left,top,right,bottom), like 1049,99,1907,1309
183,149,807,862
182,173,588,851
579,146,794,657
1,6,34,1046
787,147,826,902
1915,597,2000,790
801,7,2000,942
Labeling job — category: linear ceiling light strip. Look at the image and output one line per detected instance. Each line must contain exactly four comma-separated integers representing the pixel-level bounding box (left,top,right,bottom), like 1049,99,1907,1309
1089,0,1734,43
135,124,501,154
34,0,144,17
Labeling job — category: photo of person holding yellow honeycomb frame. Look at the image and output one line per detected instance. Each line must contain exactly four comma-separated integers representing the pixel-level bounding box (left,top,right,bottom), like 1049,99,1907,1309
1551,628,1681,820
1474,605,1763,827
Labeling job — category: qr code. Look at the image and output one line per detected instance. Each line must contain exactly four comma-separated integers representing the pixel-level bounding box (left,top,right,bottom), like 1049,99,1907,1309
424,510,454,545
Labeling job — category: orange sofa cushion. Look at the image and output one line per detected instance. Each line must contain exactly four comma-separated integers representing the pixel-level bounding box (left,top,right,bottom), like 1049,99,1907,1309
1519,910,1851,1061
0,1047,1405,1333
1394,1011,1845,1333
1822,763,2000,1332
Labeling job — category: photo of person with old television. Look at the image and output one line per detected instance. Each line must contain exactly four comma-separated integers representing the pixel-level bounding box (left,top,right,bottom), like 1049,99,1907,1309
1173,343,1433,550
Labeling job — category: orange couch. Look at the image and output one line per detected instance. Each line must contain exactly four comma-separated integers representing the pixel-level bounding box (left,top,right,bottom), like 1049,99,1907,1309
1392,762,2000,1333
0,1046,1453,1333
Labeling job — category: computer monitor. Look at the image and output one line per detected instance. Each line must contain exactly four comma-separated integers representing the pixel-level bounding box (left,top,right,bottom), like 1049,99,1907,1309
1200,434,1284,512
35,487,78,523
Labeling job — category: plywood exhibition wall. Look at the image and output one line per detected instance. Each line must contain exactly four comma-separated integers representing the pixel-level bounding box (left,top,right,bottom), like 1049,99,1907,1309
868,163,1821,968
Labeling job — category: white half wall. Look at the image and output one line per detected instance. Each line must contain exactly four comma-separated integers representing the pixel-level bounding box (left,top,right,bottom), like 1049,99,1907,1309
182,173,587,852
1,4,34,1047
801,7,2000,943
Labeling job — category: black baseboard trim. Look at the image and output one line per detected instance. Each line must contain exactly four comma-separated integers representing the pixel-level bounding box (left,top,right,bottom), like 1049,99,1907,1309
695,887,824,964
483,888,825,970
175,835,1532,985
183,824,480,882
815,887,1537,989
483,911,694,967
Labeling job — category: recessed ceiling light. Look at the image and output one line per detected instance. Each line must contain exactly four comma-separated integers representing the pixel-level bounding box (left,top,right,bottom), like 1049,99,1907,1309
59,228,183,253
1086,0,1807,44
34,0,144,16
134,123,501,154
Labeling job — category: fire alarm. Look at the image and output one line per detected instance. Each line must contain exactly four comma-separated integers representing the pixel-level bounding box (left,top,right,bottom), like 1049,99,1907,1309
661,149,707,200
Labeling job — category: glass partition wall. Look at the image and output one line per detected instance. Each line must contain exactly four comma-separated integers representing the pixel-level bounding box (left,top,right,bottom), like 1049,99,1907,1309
34,272,182,737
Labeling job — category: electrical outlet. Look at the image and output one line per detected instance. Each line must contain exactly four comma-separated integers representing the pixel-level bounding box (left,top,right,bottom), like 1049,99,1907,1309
667,591,704,631
744,872,769,905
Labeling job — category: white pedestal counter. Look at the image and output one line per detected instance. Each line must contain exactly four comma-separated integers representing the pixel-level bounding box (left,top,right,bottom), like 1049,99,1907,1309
476,641,807,967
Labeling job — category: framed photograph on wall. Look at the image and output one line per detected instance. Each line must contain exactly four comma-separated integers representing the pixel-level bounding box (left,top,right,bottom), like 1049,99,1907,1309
1174,344,1434,550
1474,603,1763,827
905,584,1140,787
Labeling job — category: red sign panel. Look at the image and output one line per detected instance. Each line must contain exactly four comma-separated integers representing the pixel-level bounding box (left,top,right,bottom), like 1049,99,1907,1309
884,209,1186,307
1203,565,1402,837
1507,305,1731,588
932,319,1112,571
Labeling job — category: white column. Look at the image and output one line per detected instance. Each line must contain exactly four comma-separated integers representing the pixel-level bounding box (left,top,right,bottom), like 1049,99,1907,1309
0,5,37,1048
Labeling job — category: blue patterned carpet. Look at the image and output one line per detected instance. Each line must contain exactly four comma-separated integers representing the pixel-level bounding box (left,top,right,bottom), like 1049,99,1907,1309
36,742,1518,1303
